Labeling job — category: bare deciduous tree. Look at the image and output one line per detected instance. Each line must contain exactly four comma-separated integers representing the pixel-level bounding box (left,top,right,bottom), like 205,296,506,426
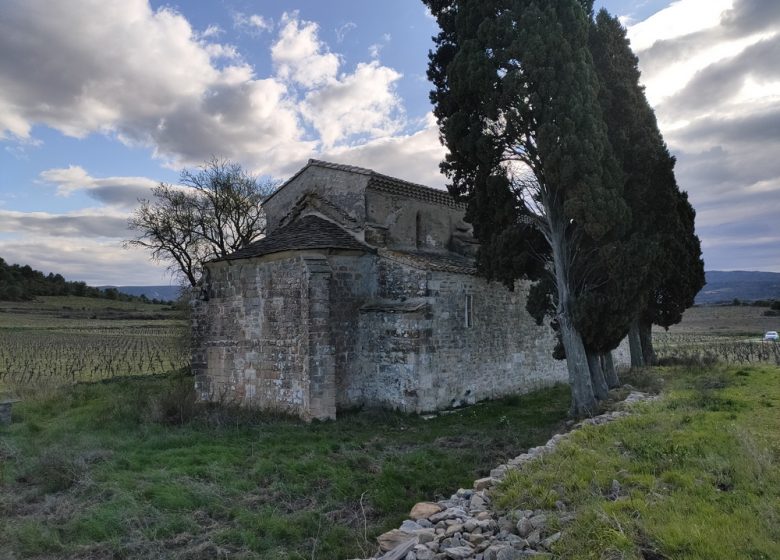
126,158,278,286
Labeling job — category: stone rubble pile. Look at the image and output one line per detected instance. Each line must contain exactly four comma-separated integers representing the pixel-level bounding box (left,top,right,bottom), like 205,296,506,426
357,391,656,560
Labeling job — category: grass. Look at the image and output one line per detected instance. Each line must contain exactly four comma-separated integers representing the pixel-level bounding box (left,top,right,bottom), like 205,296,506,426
494,363,780,559
0,374,572,559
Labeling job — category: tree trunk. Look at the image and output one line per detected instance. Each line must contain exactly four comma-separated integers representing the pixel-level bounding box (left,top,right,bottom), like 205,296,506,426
559,315,598,416
601,351,620,388
628,318,645,367
548,221,597,417
587,350,610,401
639,318,656,366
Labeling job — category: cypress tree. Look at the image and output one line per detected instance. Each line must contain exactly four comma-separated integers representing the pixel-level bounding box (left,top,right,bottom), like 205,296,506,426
426,0,629,416
640,186,705,362
586,10,704,365
575,8,665,376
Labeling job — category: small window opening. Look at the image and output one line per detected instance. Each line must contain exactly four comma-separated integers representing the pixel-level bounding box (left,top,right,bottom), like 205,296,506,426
415,211,423,249
465,294,473,328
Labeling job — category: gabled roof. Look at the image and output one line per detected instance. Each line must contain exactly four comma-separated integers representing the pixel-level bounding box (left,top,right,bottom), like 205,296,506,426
218,215,373,262
264,159,465,210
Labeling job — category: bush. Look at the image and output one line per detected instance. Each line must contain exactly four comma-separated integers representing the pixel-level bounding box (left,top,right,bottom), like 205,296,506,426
23,448,85,493
147,374,196,425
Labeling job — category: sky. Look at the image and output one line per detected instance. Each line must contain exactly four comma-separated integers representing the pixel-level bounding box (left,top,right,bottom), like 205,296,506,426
0,0,778,286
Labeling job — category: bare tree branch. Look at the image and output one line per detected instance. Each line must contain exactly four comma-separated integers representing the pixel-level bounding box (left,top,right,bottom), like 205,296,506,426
126,158,279,286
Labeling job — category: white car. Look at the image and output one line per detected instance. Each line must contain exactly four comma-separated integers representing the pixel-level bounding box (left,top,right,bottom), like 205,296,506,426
764,331,779,341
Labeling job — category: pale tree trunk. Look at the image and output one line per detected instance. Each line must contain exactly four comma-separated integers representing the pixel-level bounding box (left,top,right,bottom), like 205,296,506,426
549,223,597,417
628,318,645,367
639,319,656,366
559,316,598,416
587,350,610,401
601,351,620,388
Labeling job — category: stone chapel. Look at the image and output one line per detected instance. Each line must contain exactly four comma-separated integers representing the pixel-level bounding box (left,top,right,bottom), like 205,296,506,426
191,159,582,420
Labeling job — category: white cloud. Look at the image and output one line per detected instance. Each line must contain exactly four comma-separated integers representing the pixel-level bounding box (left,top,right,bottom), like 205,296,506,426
320,114,447,188
335,22,357,43
0,0,310,174
200,24,222,39
631,0,780,272
302,61,404,147
233,12,273,34
627,0,733,51
38,166,158,208
0,2,421,176
271,12,341,88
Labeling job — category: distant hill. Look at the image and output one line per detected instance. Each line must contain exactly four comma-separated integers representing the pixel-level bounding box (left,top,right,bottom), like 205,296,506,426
696,271,780,304
99,285,182,302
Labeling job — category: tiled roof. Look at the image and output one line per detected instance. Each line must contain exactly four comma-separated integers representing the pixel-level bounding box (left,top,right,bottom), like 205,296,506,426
367,173,465,209
381,249,477,275
267,159,466,210
218,215,373,262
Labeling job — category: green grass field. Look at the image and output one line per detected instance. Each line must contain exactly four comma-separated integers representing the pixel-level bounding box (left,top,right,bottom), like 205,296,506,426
495,364,780,559
0,375,572,559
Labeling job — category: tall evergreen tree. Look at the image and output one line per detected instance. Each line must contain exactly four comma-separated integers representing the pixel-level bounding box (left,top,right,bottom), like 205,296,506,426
426,0,629,415
580,8,666,373
586,10,704,365
639,187,705,363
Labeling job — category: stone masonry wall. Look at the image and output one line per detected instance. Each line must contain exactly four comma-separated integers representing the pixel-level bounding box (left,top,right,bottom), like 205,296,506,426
341,256,630,413
193,254,336,419
193,249,631,419
364,188,467,250
263,166,369,234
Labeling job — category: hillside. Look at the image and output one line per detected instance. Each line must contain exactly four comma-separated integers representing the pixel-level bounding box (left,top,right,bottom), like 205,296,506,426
99,285,182,302
696,270,780,304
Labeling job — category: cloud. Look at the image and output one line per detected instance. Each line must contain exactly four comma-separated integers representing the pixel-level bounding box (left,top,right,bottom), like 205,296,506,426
271,12,341,88
656,34,780,119
319,115,447,188
301,62,404,147
627,0,733,51
0,3,419,178
0,236,170,285
0,1,310,174
335,22,357,43
270,12,405,149
629,0,780,272
38,166,158,208
0,208,130,238
233,12,273,34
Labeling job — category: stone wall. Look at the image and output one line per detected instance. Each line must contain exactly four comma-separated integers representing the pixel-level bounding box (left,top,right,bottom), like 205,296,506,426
263,166,369,234
339,256,568,413
193,249,631,420
193,253,337,420
364,188,469,251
